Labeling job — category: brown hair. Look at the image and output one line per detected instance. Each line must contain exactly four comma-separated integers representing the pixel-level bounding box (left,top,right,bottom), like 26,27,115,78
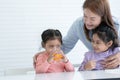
83,0,115,41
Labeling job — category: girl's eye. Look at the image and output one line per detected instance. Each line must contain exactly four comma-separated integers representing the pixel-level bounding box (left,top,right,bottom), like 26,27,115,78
91,18,95,21
49,45,54,48
55,45,60,49
57,45,61,47
96,41,101,44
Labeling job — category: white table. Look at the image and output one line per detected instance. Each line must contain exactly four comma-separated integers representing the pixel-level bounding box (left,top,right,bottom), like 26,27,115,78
0,69,120,80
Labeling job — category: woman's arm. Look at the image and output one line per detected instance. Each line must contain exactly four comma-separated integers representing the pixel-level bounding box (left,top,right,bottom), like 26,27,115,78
103,17,120,69
103,47,120,69
112,16,120,40
62,17,84,54
103,52,120,69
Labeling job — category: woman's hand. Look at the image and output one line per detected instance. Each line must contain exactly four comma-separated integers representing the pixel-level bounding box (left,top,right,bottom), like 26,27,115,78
33,53,41,68
102,52,120,69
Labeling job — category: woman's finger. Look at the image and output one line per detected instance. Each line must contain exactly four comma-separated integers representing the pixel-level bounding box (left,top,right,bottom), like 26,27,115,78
104,58,118,69
105,54,116,62
33,53,41,68
33,56,37,68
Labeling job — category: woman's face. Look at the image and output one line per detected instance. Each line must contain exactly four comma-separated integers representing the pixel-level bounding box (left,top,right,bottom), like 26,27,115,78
84,8,102,30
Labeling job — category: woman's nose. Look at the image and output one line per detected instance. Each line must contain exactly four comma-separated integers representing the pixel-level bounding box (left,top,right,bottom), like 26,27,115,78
92,43,97,47
85,19,91,25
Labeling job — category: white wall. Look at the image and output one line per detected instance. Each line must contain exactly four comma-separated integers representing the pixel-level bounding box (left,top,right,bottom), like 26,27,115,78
0,0,120,72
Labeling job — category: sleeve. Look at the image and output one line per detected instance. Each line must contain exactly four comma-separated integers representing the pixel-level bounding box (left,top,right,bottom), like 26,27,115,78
113,47,120,54
61,17,84,54
78,59,86,71
64,61,75,72
35,53,51,73
113,16,120,40
78,52,90,71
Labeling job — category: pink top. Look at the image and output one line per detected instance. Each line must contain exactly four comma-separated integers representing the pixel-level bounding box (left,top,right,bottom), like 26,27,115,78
35,51,74,73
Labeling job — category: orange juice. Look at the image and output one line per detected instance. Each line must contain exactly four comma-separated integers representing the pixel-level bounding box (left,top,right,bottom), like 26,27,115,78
53,53,63,61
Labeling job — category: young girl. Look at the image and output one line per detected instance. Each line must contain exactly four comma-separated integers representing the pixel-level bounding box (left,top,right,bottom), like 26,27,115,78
78,23,120,71
35,29,74,73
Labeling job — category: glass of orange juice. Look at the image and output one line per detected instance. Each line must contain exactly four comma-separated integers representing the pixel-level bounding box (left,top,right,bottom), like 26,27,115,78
53,53,63,61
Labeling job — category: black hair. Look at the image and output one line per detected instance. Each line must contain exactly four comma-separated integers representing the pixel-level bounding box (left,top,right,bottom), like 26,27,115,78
41,29,62,45
92,23,119,50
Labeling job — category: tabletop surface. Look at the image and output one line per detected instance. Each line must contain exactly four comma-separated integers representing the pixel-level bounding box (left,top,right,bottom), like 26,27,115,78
0,69,120,80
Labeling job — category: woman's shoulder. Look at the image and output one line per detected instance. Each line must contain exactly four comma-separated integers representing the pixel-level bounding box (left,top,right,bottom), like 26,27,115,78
112,16,120,24
70,17,84,31
112,16,120,28
73,17,84,24
112,16,120,37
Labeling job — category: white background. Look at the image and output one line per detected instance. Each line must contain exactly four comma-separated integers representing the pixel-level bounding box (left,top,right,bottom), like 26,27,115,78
0,0,120,72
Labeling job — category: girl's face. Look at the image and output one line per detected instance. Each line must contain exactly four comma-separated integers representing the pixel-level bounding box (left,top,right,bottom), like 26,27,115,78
91,34,112,53
44,39,61,54
84,8,101,30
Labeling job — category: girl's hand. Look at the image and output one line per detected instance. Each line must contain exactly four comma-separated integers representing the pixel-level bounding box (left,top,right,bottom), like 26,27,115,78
47,50,56,63
84,60,96,70
51,49,68,62
58,50,69,63
102,52,120,69
47,49,63,63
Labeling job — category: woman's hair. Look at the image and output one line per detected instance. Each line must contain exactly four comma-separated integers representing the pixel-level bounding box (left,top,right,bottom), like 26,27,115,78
41,29,62,45
83,0,115,41
92,23,119,50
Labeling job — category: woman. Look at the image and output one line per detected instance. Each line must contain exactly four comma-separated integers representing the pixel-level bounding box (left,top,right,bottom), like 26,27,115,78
34,0,120,69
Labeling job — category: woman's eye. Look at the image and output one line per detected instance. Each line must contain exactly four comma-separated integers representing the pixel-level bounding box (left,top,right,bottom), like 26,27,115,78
49,45,54,48
96,42,101,44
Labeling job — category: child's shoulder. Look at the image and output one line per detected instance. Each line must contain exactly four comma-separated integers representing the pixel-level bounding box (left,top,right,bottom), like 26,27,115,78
83,51,95,60
85,50,94,54
84,50,94,57
37,51,47,57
